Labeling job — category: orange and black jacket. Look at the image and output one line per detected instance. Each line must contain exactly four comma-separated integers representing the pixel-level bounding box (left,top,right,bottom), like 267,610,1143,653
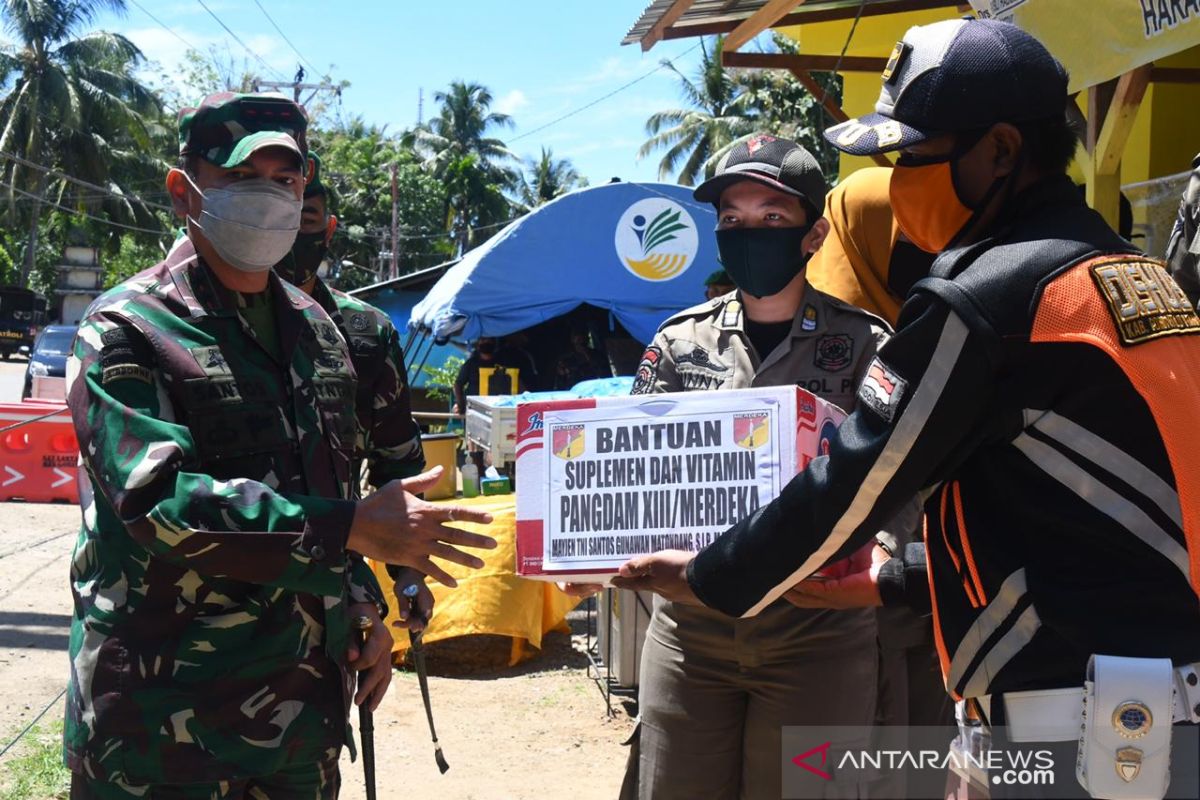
689,175,1200,700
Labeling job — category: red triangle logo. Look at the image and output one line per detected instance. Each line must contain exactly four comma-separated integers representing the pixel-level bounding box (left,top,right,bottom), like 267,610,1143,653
791,741,833,781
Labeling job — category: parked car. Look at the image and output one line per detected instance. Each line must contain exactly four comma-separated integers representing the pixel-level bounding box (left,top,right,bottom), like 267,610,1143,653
22,325,77,400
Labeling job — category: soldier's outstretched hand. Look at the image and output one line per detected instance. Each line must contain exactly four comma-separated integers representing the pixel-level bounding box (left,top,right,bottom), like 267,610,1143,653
347,467,497,587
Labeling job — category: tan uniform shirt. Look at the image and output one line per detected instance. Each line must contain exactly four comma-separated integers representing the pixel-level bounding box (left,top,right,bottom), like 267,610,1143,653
633,282,889,413
624,283,891,800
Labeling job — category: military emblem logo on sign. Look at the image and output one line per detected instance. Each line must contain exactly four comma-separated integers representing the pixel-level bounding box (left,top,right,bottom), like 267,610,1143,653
552,424,586,460
733,413,769,450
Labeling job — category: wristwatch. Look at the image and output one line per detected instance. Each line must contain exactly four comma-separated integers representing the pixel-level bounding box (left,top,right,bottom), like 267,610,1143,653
874,532,898,558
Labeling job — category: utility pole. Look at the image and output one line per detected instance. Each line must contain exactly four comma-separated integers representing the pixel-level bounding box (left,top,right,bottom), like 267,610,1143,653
417,87,424,126
254,66,342,107
390,163,400,282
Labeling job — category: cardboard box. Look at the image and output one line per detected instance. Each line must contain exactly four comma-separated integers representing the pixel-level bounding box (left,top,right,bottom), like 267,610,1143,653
515,386,845,582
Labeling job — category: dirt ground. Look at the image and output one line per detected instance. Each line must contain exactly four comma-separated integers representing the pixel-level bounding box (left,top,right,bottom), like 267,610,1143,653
0,495,636,800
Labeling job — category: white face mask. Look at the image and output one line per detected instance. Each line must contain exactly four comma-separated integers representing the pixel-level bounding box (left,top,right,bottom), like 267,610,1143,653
184,172,302,273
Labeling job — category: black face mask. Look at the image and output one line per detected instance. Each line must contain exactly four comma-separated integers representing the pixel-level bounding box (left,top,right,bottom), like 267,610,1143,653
276,231,328,286
887,239,937,300
715,225,813,299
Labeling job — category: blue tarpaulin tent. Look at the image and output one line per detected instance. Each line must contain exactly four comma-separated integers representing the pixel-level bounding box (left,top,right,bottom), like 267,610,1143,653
408,181,719,346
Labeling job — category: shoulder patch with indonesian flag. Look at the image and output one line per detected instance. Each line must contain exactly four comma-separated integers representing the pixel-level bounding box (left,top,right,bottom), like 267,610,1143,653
858,356,907,422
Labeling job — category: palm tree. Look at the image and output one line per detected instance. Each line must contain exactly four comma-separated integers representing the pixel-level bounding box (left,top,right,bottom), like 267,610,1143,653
639,36,758,186
406,81,519,254
0,0,164,283
735,34,843,180
519,147,585,209
409,81,517,182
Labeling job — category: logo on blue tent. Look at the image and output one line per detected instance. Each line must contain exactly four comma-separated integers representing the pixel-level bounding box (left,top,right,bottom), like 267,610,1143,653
614,198,699,282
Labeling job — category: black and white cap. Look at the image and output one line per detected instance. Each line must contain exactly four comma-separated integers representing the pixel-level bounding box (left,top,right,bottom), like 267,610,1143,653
693,134,827,217
824,18,1069,156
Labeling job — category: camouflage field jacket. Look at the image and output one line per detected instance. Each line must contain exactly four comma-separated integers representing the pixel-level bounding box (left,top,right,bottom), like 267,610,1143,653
65,238,383,784
310,280,424,491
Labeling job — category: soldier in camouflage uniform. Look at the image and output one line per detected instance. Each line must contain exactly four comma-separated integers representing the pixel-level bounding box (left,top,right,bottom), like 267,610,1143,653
275,151,432,625
65,93,495,799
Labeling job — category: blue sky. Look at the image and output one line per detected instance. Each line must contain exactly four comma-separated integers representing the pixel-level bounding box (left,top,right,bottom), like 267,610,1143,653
95,1,706,186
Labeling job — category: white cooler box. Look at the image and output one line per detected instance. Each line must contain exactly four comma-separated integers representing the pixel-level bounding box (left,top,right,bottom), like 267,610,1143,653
464,395,518,471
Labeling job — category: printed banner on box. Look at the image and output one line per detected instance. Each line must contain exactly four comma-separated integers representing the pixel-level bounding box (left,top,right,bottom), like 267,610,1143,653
540,397,788,573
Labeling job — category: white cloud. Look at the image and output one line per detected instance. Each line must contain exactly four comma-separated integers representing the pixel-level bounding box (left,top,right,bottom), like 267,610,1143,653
494,89,529,116
125,26,212,68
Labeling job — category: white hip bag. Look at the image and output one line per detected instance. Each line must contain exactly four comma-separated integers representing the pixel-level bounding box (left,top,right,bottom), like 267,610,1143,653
1076,654,1177,800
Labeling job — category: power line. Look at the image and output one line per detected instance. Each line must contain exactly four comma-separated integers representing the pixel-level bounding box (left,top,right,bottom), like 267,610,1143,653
128,0,202,53
818,0,867,108
510,42,703,144
0,150,174,212
196,0,287,80
0,177,171,236
251,0,320,78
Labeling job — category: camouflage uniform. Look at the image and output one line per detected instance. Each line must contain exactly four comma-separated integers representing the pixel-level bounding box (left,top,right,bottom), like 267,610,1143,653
65,93,384,797
309,281,424,490
277,151,425,493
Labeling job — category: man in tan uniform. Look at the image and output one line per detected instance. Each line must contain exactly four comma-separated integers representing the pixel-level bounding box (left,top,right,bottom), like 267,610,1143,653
624,135,889,800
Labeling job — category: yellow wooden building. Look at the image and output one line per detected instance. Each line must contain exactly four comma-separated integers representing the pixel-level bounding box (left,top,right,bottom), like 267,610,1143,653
624,0,1200,254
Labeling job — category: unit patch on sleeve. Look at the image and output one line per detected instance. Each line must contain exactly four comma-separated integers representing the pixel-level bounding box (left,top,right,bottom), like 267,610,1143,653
858,356,907,423
1090,257,1200,345
632,346,662,394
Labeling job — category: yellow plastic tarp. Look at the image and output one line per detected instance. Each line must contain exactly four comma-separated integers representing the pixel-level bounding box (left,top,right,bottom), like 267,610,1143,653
969,0,1200,92
368,494,581,666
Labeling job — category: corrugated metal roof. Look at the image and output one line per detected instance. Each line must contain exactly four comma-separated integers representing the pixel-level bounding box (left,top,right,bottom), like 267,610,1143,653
622,0,958,48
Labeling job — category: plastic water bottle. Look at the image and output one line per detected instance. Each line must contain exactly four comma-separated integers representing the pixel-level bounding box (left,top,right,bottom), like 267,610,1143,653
460,462,479,498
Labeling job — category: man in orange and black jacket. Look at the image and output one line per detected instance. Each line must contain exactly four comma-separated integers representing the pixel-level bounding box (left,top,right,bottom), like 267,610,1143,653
614,18,1200,762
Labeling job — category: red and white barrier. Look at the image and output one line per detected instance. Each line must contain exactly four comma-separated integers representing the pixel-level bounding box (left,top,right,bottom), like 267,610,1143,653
0,402,79,503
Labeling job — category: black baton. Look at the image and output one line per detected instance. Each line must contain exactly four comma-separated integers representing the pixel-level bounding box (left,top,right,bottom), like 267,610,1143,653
353,615,378,800
409,627,450,773
401,581,450,774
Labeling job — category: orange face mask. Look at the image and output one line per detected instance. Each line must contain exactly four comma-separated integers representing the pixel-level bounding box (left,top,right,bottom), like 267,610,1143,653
888,161,974,254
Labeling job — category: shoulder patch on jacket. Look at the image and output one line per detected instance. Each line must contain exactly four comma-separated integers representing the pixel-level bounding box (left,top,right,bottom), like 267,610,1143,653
1089,257,1200,345
99,326,154,368
632,346,662,394
858,356,907,422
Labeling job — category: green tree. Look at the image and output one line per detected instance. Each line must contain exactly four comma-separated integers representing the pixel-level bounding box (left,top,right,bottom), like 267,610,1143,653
519,147,586,209
407,81,518,254
0,0,165,285
310,117,449,287
735,34,843,180
149,46,256,114
639,36,758,186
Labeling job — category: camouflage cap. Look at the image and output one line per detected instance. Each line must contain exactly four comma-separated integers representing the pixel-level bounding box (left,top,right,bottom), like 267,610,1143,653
178,92,308,171
304,151,326,199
